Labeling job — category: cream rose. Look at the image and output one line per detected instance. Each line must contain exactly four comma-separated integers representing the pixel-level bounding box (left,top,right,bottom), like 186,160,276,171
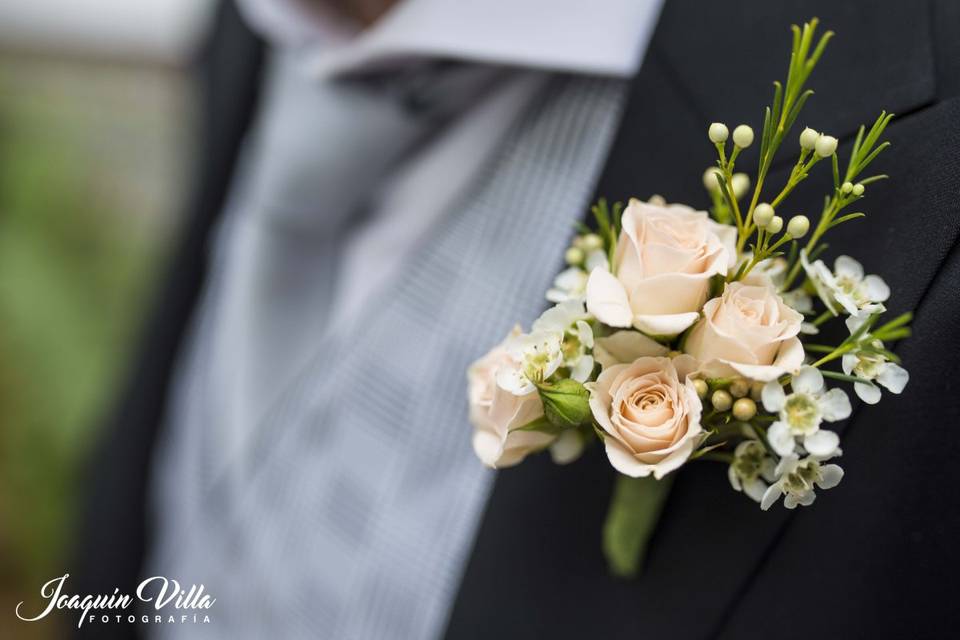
468,330,554,468
588,354,702,479
684,281,804,381
586,198,737,336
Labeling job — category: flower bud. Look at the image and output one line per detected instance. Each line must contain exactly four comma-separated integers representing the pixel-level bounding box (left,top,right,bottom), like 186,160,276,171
729,378,750,398
733,125,754,148
711,389,733,412
750,381,764,402
709,122,729,143
787,215,810,238
841,181,853,194
753,203,775,228
766,215,784,234
702,167,721,192
537,379,592,428
565,247,584,265
815,134,838,158
693,378,709,399
799,127,820,150
852,183,865,196
732,397,757,421
580,233,603,251
731,173,750,199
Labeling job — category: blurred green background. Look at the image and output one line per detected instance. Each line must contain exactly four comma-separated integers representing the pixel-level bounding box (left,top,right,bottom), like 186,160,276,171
0,49,196,637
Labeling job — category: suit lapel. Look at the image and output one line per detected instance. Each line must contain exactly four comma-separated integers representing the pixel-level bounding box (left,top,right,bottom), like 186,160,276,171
447,1,950,637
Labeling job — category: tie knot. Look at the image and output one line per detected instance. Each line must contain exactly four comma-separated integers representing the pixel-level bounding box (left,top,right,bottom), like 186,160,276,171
336,60,502,121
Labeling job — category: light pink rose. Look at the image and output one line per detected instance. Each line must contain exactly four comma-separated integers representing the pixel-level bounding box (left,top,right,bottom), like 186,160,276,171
588,354,702,479
684,281,805,382
468,329,553,468
586,198,737,336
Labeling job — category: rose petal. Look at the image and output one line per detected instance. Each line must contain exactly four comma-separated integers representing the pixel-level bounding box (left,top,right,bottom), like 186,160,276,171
593,330,668,368
603,437,652,478
632,312,700,336
472,430,504,468
585,267,633,327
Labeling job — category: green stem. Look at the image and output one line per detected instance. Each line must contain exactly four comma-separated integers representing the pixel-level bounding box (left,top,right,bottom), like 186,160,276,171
602,474,674,578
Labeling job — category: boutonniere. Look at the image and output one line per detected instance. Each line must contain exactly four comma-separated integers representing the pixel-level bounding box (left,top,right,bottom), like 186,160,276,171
466,18,911,577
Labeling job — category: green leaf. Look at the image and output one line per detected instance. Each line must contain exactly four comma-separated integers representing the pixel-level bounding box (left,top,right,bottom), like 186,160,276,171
602,474,674,579
537,378,592,428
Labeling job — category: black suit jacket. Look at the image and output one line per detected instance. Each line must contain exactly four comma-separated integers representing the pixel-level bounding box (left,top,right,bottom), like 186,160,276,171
76,1,960,638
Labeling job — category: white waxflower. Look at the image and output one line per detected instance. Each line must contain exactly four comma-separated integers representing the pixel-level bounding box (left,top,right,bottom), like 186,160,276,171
728,440,777,503
532,300,595,383
760,452,844,510
842,341,909,404
801,252,890,316
496,330,564,395
546,268,588,303
546,250,609,303
781,289,814,314
762,366,851,457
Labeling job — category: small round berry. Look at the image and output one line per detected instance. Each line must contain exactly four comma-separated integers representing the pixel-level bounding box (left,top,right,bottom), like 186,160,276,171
731,173,750,199
702,167,721,192
753,203,775,228
733,125,754,148
766,215,784,234
711,389,733,412
565,247,584,265
815,134,838,158
709,122,729,143
787,215,810,238
799,127,820,150
732,397,757,421
852,183,865,196
581,233,604,251
729,379,750,398
693,379,709,399
841,181,854,194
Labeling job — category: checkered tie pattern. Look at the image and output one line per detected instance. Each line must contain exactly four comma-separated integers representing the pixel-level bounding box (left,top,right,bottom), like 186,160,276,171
146,58,626,638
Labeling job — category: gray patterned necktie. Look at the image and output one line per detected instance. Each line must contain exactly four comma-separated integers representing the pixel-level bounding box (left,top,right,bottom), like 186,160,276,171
180,53,501,483
148,51,627,639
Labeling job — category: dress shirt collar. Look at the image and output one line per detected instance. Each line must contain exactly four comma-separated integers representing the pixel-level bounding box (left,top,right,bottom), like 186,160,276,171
239,0,663,79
